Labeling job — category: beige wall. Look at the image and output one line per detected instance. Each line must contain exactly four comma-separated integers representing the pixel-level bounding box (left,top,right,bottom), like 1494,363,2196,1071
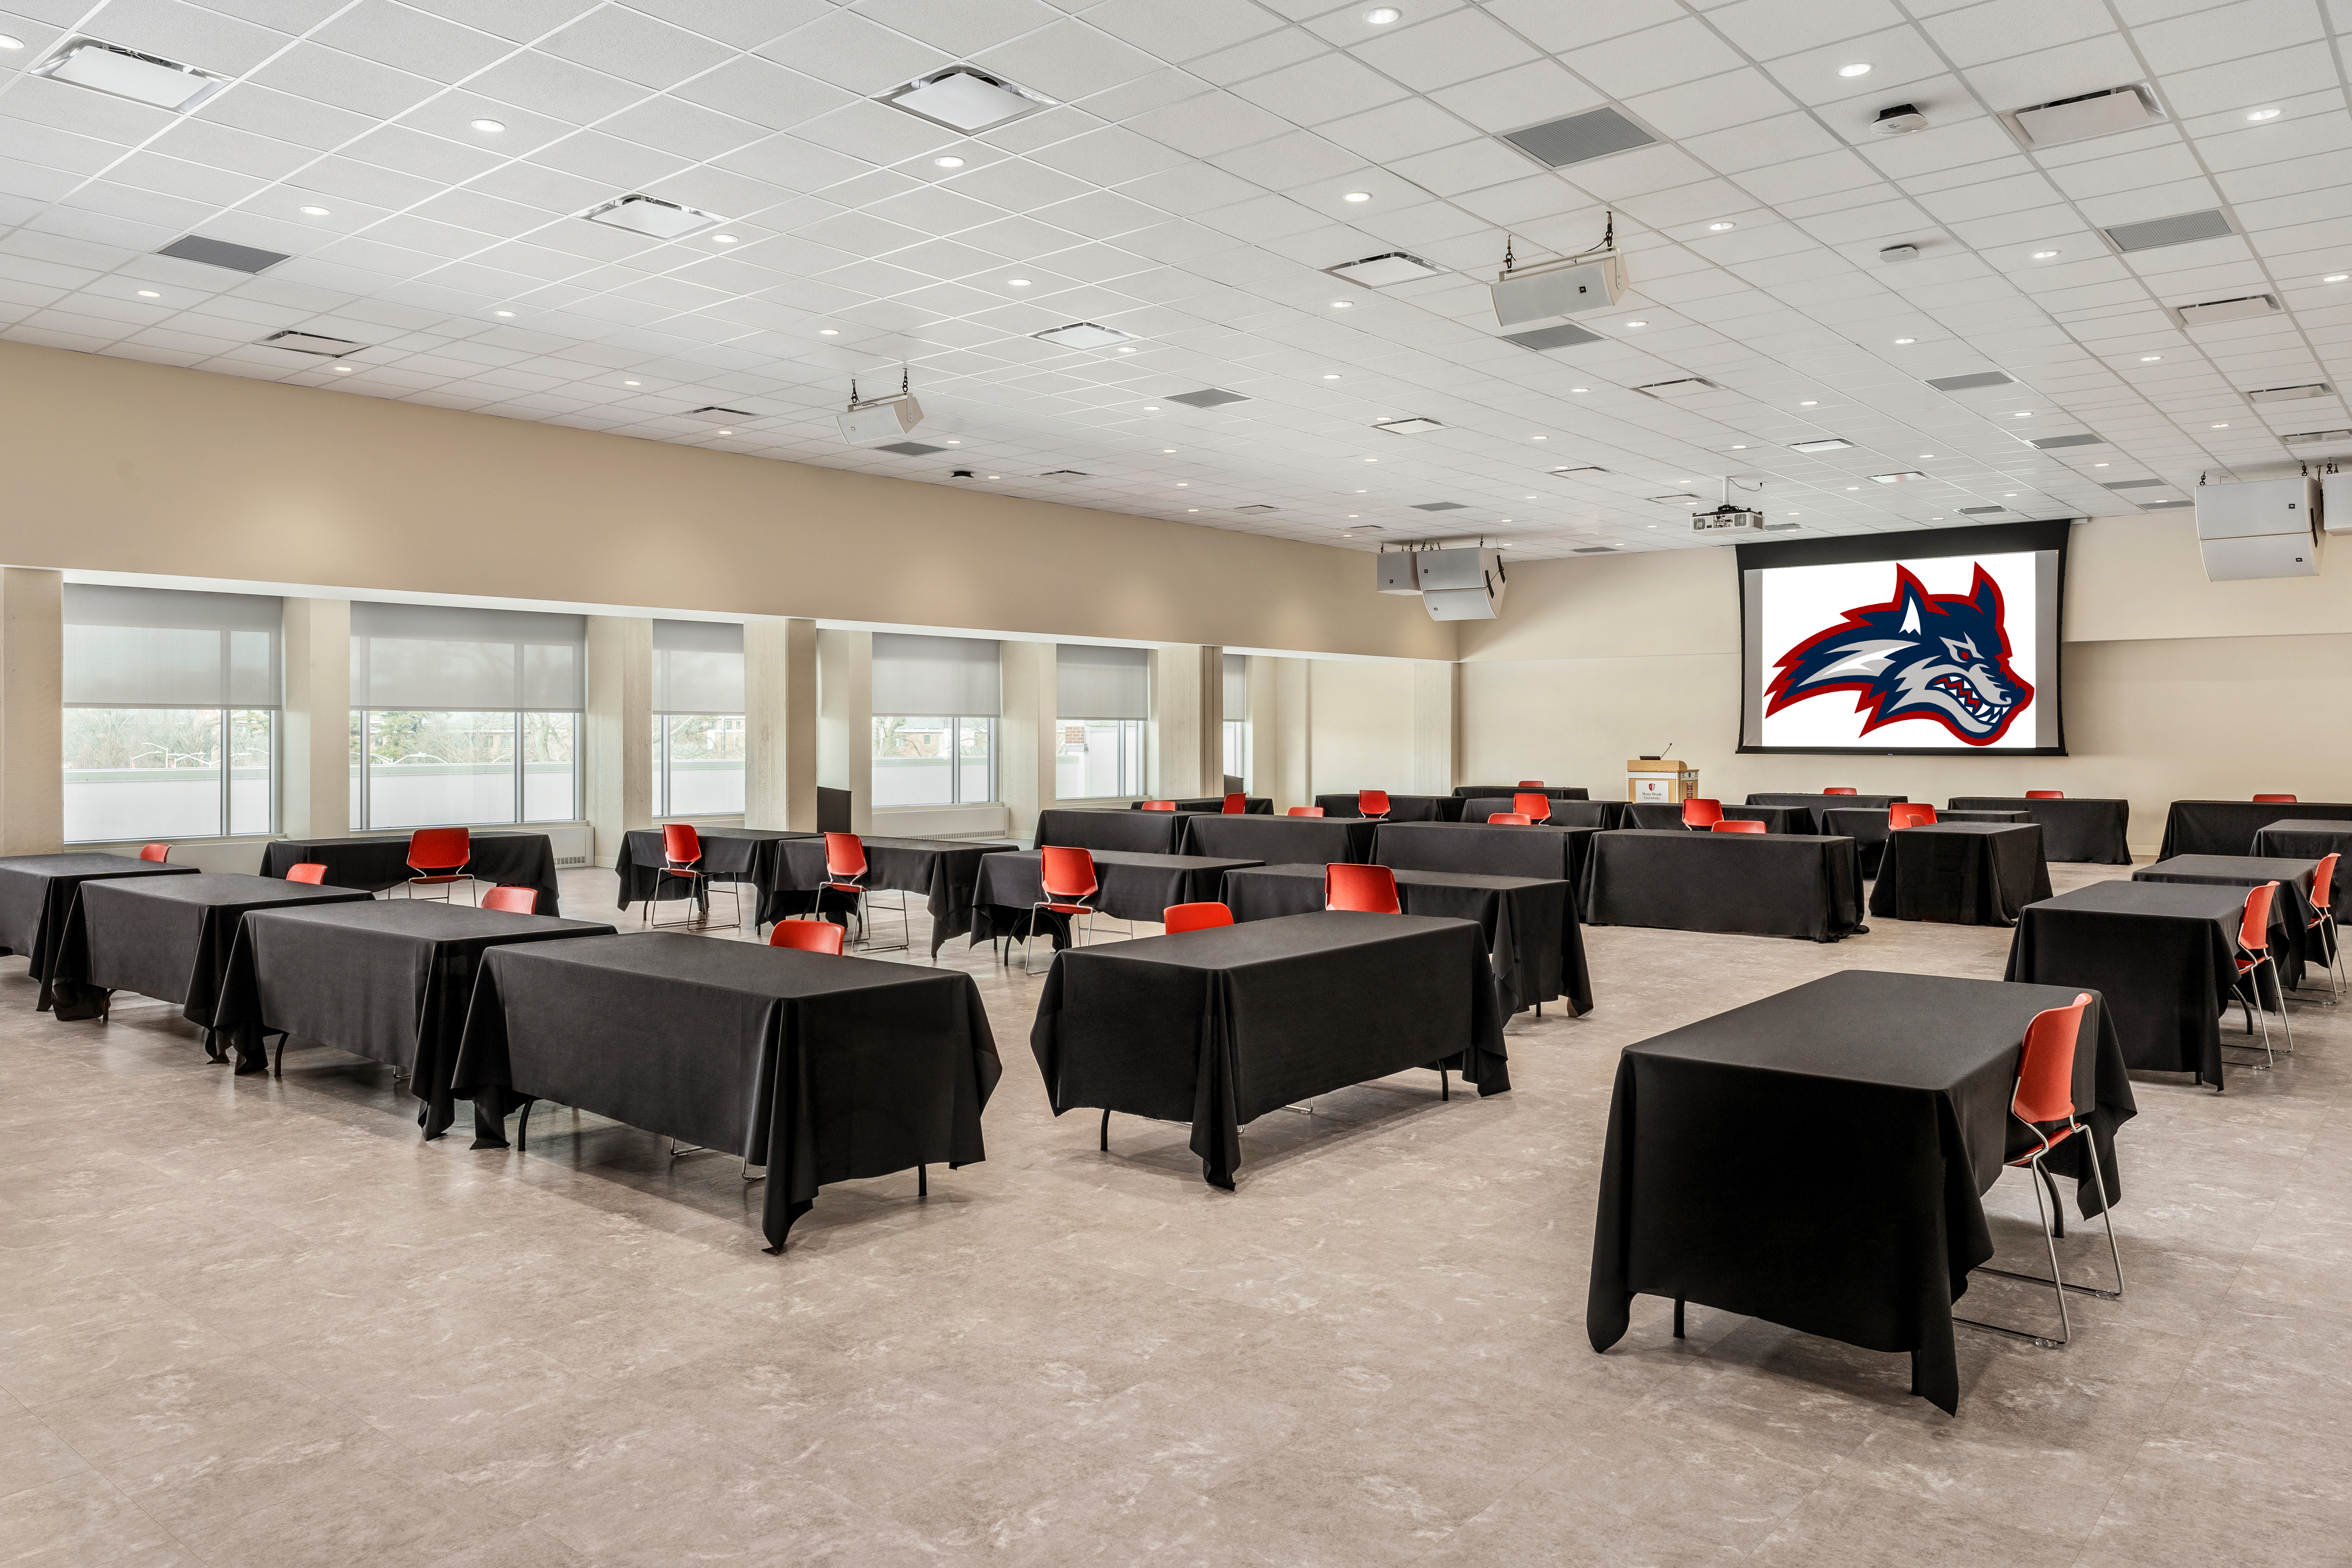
1310,658,1418,798
0,342,1451,662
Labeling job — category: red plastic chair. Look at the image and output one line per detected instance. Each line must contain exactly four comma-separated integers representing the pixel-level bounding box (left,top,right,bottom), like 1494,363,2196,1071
1325,863,1401,913
1511,792,1553,823
1026,845,1102,973
2303,853,2343,1001
1140,800,1178,811
1487,813,1532,825
1517,780,1545,789
1222,793,1247,814
138,843,171,862
1822,787,1858,795
2229,881,2295,1068
1358,789,1392,820
1954,993,2120,1349
480,885,537,915
1681,798,1723,830
284,863,328,884
406,827,473,903
1890,803,1938,828
2254,794,2297,803
1287,806,1324,817
1711,819,1766,834
822,831,902,952
1163,901,1232,934
2026,790,2064,799
769,918,844,955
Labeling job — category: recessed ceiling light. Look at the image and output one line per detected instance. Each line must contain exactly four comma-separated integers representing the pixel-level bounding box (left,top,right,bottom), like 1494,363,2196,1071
0,36,21,50
471,118,504,133
332,365,352,373
34,39,228,110
820,328,838,335
1007,278,1030,287
1322,374,1340,380
1176,482,1187,486
2094,462,2109,467
1116,345,1137,353
1572,387,1588,393
1920,453,1934,458
1625,319,1648,327
494,309,514,317
1838,63,1872,77
2031,250,2059,259
1525,495,1537,500
945,439,960,444
1331,300,1353,308
1893,337,1916,344
2212,422,2229,428
1707,222,1735,231
299,205,330,216
623,380,639,386
2246,107,2282,121
2013,411,2031,417
2327,274,2349,283
1344,191,1371,202
1799,400,1818,406
136,289,159,298
2004,493,2017,498
1367,6,1402,21
989,475,1000,479
1162,448,1176,453
1531,435,1547,440
1730,444,1747,450
1848,485,1860,490
716,429,732,436
1144,405,1159,412
2140,354,2162,361
934,155,965,168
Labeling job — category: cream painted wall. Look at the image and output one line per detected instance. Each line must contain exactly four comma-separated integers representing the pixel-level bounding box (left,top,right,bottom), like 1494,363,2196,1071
1309,658,1418,798
0,343,1452,663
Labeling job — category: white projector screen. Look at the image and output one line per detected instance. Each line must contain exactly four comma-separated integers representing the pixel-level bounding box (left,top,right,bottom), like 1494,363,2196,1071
1738,520,2070,756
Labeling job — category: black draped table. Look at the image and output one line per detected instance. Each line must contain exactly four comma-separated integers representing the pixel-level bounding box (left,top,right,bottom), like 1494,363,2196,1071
452,934,999,1251
1825,809,2029,878
1744,793,1907,833
1543,800,1633,830
1035,807,1187,854
1948,798,2130,865
261,832,565,916
213,901,614,1131
1374,819,1599,892
1588,970,2134,1415
2004,883,2275,1090
1175,812,1379,865
970,849,1262,950
1453,785,1588,800
2133,855,2327,991
2161,800,2352,859
1582,831,1867,942
0,853,199,1010
2251,818,2352,868
614,827,816,912
1626,802,1806,834
764,836,1013,957
1867,823,2052,927
1311,793,1467,822
1030,910,1508,1190
54,873,373,1032
1224,863,1590,1017
1128,797,1272,814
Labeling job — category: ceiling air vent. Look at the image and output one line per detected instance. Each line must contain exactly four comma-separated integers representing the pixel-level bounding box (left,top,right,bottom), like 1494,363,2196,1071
1040,469,1088,480
1647,493,1702,504
879,66,1050,134
35,38,226,111
1634,377,1716,399
1550,465,1608,475
1375,417,1443,435
2139,500,2194,510
2284,428,2352,446
1763,522,1802,531
156,235,288,273
1790,438,1852,453
877,442,943,456
688,405,753,419
1958,505,2008,515
2177,294,2280,327
1036,322,1134,349
1571,546,1619,554
1502,323,1603,352
1870,472,1929,484
2247,383,2331,404
1326,252,1443,288
2008,85,2160,148
1165,388,1248,408
1412,501,1468,512
2103,209,2233,253
1502,106,1657,168
1233,504,1278,515
2103,478,2169,489
2030,433,2104,449
258,330,362,357
583,195,723,240
1926,371,2015,392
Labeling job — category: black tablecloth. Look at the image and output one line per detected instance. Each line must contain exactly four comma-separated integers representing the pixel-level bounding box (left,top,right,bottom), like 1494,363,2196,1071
1745,793,1907,833
1030,910,1507,1189
260,833,565,916
1311,793,1466,822
1867,824,2052,927
1224,863,1590,1017
614,827,817,910
1588,970,2135,1415
1626,802,1805,834
213,901,614,1130
2251,819,2352,876
765,836,1012,957
2161,801,2352,859
1543,800,1635,830
1453,785,1588,800
2133,856,2325,991
58,873,373,1029
1035,808,1188,854
970,850,1262,948
0,854,199,1010
1825,809,2029,878
1127,797,1272,814
1949,798,2130,865
452,934,999,1251
1174,812,1380,865
2004,883,2266,1090
1582,831,1867,942
1373,820,1599,892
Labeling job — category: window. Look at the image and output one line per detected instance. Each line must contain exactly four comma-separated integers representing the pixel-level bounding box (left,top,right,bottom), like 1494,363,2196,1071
652,620,745,816
63,585,281,843
1223,652,1249,785
350,603,584,830
872,634,998,807
1056,644,1149,798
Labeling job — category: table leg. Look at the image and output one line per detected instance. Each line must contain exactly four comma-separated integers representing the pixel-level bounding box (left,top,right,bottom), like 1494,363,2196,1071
1673,1297,1685,1339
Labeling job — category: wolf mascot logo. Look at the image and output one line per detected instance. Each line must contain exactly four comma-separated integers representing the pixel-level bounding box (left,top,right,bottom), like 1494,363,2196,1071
1766,564,2033,745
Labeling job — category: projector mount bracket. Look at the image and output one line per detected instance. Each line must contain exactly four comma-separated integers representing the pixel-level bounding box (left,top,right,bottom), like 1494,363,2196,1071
847,366,912,412
1498,211,1614,282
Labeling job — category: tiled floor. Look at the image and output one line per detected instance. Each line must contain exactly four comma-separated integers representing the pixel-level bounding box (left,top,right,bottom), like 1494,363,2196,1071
3,859,2346,1566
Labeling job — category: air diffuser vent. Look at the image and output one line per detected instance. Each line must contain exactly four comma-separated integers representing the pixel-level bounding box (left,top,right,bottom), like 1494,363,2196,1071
1501,106,1657,168
1550,465,1608,475
2103,478,2169,489
2103,209,2233,253
1958,505,2008,515
688,405,753,419
257,330,362,357
35,38,226,111
1040,469,1088,480
1375,417,1443,435
1789,438,1853,453
1926,371,2015,392
2030,433,2104,449
1165,388,1248,408
2284,428,2352,445
1870,472,1929,483
879,66,1050,134
2177,294,2280,327
583,195,723,240
1502,323,1604,352
2247,383,2331,404
1233,504,1278,514
877,442,944,456
1326,252,1443,288
1412,501,1468,512
1648,493,1702,504
156,235,288,273
1034,322,1133,349
1571,546,1618,554
1633,377,1716,399
2009,85,2160,148
2139,500,2194,510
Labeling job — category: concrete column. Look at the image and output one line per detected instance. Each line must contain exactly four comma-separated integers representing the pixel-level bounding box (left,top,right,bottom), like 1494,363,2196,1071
1411,659,1459,795
0,568,63,855
743,616,817,830
817,629,872,833
1250,655,1311,812
584,615,652,867
1149,644,1220,799
280,598,350,839
998,640,1058,843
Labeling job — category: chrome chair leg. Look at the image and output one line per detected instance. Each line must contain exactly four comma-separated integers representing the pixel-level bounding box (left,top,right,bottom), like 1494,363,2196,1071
1956,1150,2072,1348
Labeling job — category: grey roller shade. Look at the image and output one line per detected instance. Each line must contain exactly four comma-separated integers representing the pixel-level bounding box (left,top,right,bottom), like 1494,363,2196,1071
351,602,586,710
1224,653,1248,720
652,620,744,712
1057,644,1149,720
873,634,1000,716
63,584,281,708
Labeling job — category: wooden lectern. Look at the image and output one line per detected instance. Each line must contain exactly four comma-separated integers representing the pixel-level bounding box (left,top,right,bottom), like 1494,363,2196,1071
1627,758,1700,804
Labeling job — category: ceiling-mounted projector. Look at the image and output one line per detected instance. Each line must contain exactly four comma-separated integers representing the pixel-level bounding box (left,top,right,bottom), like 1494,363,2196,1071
1490,218,1627,329
1692,506,1767,536
837,370,923,445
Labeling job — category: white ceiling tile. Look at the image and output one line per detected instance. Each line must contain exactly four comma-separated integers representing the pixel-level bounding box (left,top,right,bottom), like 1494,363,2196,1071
1350,8,1544,93
311,1,514,84
968,17,1163,102
756,10,956,94
1227,50,1410,125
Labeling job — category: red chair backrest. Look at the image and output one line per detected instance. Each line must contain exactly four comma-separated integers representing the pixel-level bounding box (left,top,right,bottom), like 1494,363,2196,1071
1359,789,1391,815
662,822,700,864
1512,792,1552,822
2254,794,2297,803
1163,901,1232,934
2240,881,2278,952
769,918,844,955
139,843,170,862
481,886,537,915
2314,853,2338,916
408,826,469,871
1487,813,1531,825
2013,993,2093,1127
2026,790,2064,799
285,862,327,884
1517,780,1544,788
1041,845,1097,900
1822,786,1858,795
1682,798,1723,827
1712,819,1766,833
824,832,866,878
1140,800,1178,811
1890,803,1937,828
1325,863,1401,913
1222,793,1246,813
1287,806,1324,816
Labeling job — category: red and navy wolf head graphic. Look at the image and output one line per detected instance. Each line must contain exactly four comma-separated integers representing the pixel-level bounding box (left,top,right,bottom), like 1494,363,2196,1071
1766,564,2034,745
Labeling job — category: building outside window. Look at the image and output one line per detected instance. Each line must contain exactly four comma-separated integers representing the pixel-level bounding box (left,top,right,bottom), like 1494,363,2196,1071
1222,652,1249,785
1055,644,1149,798
872,634,999,807
62,584,281,843
349,603,584,830
651,620,745,817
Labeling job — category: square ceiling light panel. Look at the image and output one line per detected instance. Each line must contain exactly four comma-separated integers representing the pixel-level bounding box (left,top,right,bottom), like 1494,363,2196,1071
880,68,1051,134
1327,252,1444,288
1376,418,1444,434
583,195,725,240
1789,438,1853,453
35,38,226,111
1034,322,1133,349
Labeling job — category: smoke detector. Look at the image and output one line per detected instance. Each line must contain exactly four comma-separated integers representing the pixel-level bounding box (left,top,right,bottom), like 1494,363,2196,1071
1873,104,1928,136
1879,243,1921,263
